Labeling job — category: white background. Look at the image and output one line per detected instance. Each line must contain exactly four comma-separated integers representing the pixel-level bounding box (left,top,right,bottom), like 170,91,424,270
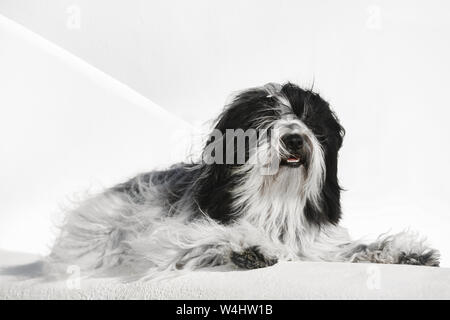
1,0,449,266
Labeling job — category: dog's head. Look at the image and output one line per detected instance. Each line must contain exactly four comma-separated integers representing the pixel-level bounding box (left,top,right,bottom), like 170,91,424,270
200,82,344,225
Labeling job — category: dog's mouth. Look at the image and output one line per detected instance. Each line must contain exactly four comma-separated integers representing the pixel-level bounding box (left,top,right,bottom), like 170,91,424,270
280,154,306,168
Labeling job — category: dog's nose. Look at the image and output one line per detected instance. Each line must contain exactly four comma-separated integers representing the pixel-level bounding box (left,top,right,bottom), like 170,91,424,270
281,134,303,151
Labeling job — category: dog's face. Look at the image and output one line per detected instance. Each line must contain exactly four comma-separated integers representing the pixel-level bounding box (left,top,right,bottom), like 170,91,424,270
209,83,344,174
200,82,344,225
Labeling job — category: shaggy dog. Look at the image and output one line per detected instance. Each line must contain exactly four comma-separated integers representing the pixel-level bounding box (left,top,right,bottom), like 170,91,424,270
49,82,440,279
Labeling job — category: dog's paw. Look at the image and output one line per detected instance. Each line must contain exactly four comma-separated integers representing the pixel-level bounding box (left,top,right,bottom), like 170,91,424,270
398,250,440,267
230,246,278,270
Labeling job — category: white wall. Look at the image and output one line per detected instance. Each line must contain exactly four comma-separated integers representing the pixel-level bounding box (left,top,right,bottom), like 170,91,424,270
1,1,449,265
0,15,196,255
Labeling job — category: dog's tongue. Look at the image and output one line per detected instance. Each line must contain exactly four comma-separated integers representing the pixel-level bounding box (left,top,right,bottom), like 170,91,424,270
287,157,300,163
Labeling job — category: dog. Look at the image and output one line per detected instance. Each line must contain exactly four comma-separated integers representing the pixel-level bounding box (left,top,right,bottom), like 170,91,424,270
48,82,440,279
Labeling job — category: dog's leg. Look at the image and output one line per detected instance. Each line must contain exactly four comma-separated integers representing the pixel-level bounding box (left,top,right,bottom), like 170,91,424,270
128,218,282,276
230,246,278,269
305,226,440,267
345,231,440,266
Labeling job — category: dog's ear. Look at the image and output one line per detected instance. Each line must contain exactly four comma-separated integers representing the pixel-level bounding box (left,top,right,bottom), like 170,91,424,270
322,124,344,225
304,159,342,225
320,170,343,225
304,113,344,226
330,110,345,150
320,110,344,225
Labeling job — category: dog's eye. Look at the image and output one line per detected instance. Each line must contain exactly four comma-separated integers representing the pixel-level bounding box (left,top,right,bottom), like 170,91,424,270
316,134,328,144
303,120,328,143
303,119,321,133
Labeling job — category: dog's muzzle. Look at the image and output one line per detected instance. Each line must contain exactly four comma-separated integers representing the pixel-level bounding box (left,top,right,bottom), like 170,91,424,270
280,133,307,168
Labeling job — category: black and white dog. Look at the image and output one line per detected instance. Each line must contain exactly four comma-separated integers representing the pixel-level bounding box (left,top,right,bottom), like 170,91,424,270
49,82,439,279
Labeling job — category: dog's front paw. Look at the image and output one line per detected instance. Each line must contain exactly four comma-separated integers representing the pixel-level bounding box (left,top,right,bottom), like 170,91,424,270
398,250,440,267
230,246,278,270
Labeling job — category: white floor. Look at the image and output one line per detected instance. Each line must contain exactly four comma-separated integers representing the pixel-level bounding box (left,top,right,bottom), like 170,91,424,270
1,249,450,299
